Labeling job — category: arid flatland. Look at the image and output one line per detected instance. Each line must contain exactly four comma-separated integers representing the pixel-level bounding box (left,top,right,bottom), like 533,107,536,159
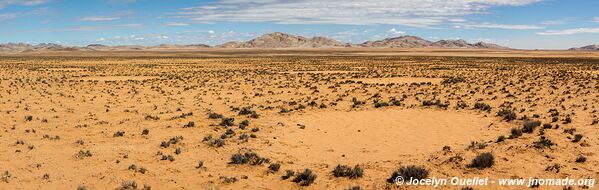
1,50,598,189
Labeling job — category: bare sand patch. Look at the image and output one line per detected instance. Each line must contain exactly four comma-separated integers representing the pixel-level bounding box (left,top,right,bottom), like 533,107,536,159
350,77,443,84
270,109,502,164
74,76,159,81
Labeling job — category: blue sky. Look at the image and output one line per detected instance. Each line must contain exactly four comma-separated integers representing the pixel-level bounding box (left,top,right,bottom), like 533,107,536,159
0,0,598,49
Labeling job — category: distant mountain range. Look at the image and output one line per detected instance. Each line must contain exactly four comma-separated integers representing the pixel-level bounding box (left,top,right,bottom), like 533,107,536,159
8,31,588,53
569,45,599,51
216,32,351,48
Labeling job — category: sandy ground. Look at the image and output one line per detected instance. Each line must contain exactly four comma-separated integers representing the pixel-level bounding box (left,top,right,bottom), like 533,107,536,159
0,50,598,189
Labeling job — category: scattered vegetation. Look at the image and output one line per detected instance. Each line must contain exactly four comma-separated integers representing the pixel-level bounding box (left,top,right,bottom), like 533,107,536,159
469,152,494,169
229,151,269,165
292,169,317,186
387,165,429,183
332,164,363,179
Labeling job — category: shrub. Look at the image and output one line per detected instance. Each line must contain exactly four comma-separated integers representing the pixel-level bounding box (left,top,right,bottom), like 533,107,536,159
350,165,364,179
239,120,250,129
160,136,183,148
292,169,317,186
118,180,137,190
319,103,328,108
220,176,238,184
268,163,281,172
467,141,487,150
351,97,365,108
206,138,225,148
234,131,246,140
575,155,587,163
75,150,92,159
572,134,583,142
144,115,159,120
542,123,552,129
496,135,506,143
422,100,436,106
533,136,555,149
1,171,10,183
141,128,150,136
183,121,195,128
523,120,541,133
469,152,494,169
497,107,517,121
552,116,558,123
281,170,295,180
221,128,236,139
510,128,522,139
545,163,561,173
113,131,125,137
195,160,205,169
563,128,576,135
220,117,235,127
208,112,223,119
563,116,572,124
332,165,363,179
229,151,269,165
456,101,468,109
333,165,351,177
442,145,451,152
474,102,492,112
387,165,429,183
442,77,466,84
348,186,362,190
160,155,175,162
374,101,389,108
238,106,256,116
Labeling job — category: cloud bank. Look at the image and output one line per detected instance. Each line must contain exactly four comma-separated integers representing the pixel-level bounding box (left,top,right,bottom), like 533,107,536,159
177,0,541,27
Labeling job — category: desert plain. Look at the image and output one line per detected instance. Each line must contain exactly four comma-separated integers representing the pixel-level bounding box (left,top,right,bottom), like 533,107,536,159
1,49,598,189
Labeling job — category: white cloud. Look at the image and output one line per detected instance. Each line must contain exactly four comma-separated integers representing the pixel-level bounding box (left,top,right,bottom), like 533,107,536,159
0,13,17,21
593,17,599,23
456,23,543,30
79,16,120,21
388,28,406,35
93,31,256,46
177,0,542,27
165,22,190,26
47,23,143,32
0,0,48,9
536,28,599,35
0,8,47,22
79,12,133,22
540,18,572,25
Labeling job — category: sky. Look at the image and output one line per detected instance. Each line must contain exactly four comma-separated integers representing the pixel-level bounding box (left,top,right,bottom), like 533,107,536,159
0,0,598,49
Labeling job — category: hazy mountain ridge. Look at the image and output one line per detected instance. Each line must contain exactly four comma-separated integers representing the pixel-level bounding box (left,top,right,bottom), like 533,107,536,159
360,36,507,49
1,32,509,53
216,32,350,48
569,45,599,51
